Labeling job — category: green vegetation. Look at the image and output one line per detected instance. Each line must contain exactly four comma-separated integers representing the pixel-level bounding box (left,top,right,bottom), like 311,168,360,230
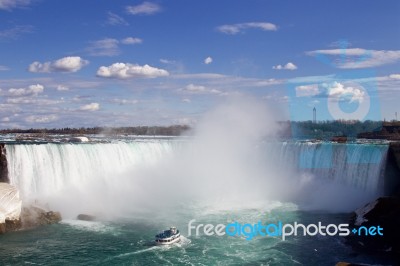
288,120,383,139
0,120,388,139
0,125,191,136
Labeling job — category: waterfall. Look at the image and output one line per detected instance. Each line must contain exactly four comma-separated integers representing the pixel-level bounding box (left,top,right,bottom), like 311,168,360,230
6,141,178,200
275,142,388,193
3,140,389,213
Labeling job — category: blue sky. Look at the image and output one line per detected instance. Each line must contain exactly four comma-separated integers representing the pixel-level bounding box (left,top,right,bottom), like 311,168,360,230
0,0,399,128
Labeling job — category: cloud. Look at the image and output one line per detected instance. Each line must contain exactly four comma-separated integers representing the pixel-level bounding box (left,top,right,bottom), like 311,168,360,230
295,84,319,97
160,58,176,64
0,0,31,11
327,82,364,103
96,63,169,79
182,98,191,103
126,2,161,15
121,37,143,45
172,73,227,79
180,84,222,95
272,62,298,70
252,78,283,87
8,84,44,97
306,48,400,68
87,37,142,56
6,98,60,105
79,103,100,111
110,98,139,105
204,56,213,64
0,25,33,39
1,117,10,122
29,56,89,73
52,57,89,72
106,12,129,26
389,74,400,79
216,22,277,35
25,114,58,123
87,38,120,56
0,65,9,71
56,85,69,91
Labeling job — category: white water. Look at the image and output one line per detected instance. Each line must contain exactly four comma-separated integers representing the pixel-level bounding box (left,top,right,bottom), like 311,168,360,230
5,140,388,216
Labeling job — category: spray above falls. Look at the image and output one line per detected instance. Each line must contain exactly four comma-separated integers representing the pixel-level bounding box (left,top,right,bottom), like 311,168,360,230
3,98,390,216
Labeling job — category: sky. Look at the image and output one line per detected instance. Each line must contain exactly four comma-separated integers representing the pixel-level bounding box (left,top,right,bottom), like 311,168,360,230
0,0,399,128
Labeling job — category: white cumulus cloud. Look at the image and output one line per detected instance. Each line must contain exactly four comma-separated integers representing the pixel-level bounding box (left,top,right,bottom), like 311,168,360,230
389,74,400,79
96,63,169,79
29,56,89,73
217,22,277,35
327,82,365,103
273,62,297,70
295,84,319,97
126,2,161,15
80,103,100,111
204,56,213,64
8,84,44,97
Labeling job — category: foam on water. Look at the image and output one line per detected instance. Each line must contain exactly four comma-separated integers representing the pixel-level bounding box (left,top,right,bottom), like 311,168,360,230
60,219,118,235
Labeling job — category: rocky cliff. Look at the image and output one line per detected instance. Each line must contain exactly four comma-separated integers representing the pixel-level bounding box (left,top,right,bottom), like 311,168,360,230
0,144,9,183
385,142,400,197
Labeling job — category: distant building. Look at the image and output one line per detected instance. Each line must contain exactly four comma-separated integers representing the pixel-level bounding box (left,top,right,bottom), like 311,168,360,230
313,107,316,123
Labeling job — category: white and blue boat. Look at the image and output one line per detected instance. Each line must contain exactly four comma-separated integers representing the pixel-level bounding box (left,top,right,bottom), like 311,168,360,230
155,227,181,245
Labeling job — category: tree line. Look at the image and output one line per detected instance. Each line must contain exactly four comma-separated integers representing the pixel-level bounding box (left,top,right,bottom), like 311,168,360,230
0,125,191,136
285,120,383,139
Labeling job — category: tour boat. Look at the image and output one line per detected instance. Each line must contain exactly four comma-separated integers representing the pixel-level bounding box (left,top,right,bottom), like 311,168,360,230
155,227,181,245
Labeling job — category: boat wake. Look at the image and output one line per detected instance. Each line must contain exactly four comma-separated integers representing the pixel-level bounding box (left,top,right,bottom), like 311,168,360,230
112,236,191,260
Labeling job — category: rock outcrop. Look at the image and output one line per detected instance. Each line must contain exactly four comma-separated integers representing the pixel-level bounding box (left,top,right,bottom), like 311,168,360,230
77,214,96,221
0,143,9,183
21,205,62,228
346,197,400,261
1,183,62,234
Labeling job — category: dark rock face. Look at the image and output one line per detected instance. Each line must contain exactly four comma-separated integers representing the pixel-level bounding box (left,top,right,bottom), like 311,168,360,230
0,219,22,234
346,197,400,260
39,211,62,225
0,143,9,183
6,218,22,231
77,214,96,221
1,206,61,234
21,206,62,228
386,143,400,197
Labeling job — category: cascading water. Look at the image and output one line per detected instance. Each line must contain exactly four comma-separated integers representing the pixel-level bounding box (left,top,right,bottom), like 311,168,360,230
4,140,389,214
275,142,388,192
5,141,179,202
